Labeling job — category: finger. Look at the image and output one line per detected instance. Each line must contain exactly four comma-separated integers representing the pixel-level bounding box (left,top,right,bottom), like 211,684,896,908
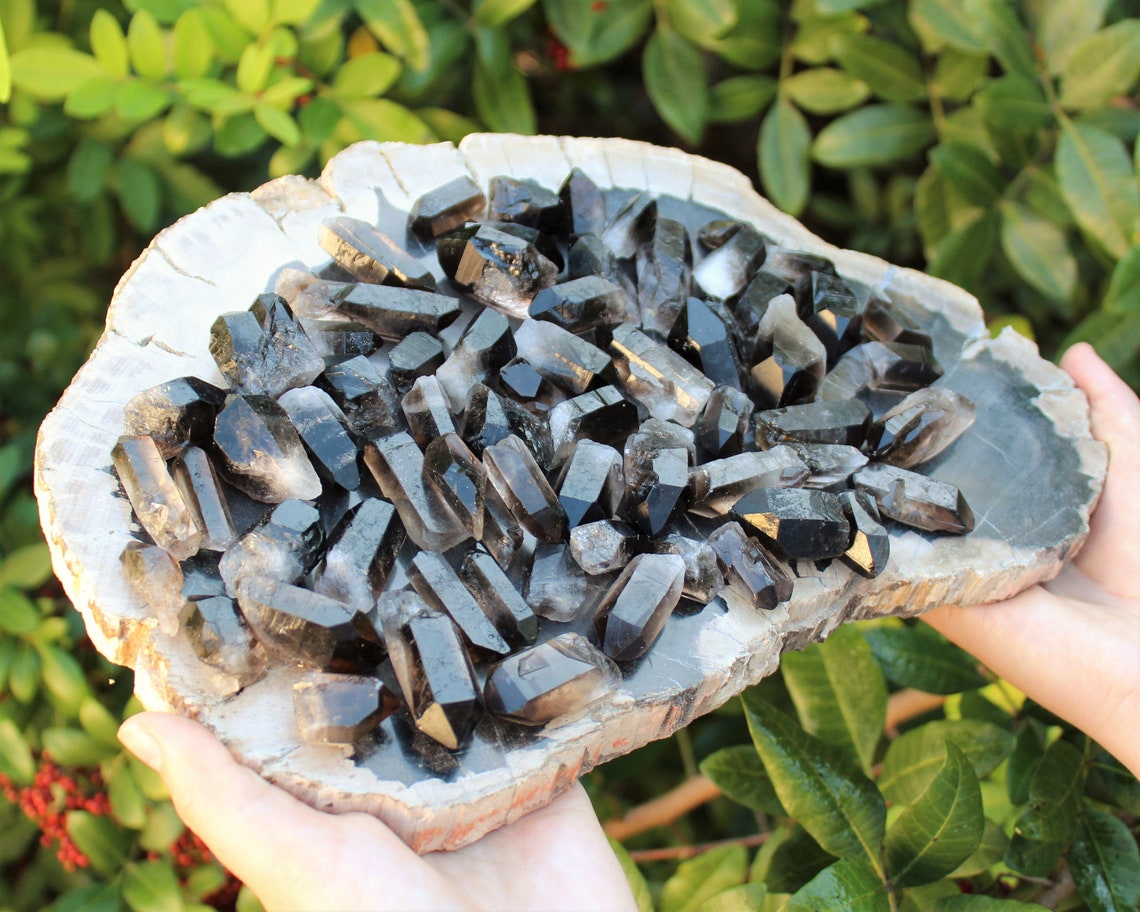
1060,343,1140,596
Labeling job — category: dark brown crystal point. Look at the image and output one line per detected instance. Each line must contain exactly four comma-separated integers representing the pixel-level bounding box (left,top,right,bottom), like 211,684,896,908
756,398,873,450
488,175,566,231
170,445,237,552
854,463,975,534
609,324,715,427
401,376,458,448
331,283,461,342
236,575,384,673
182,594,267,686
570,519,639,575
595,553,686,661
787,441,869,489
388,332,445,395
123,376,226,459
840,491,890,578
463,383,554,471
121,540,186,634
549,387,640,464
375,589,482,750
318,355,403,439
459,549,538,646
514,320,617,396
483,435,566,544
112,435,202,560
453,224,558,311
750,294,827,407
559,168,606,237
602,191,657,259
692,226,766,301
293,673,399,743
484,632,620,726
526,543,590,622
708,521,793,611
696,385,754,459
688,447,809,517
408,175,486,239
422,433,486,540
318,216,437,290
436,309,517,409
277,385,362,491
556,439,624,529
732,487,851,561
408,550,511,656
218,499,325,596
643,531,725,602
304,320,379,359
668,298,744,390
637,217,693,337
245,294,326,396
872,387,976,468
529,275,634,333
313,498,405,613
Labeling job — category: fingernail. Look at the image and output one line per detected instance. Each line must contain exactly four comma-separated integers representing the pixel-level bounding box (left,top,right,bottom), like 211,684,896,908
118,717,163,771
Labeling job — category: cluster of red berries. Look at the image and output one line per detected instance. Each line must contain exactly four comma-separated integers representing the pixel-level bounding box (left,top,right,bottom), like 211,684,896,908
0,754,109,872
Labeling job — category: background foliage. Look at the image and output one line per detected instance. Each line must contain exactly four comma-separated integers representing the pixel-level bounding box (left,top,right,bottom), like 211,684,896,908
0,0,1137,909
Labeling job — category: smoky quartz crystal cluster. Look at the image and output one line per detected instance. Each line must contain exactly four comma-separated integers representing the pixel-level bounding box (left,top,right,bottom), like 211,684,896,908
112,168,976,754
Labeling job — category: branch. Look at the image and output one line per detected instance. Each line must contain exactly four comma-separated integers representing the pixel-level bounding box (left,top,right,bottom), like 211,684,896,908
885,689,945,732
603,775,723,841
626,832,771,863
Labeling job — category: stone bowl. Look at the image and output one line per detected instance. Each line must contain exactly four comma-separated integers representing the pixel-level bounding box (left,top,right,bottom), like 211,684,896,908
34,134,1106,852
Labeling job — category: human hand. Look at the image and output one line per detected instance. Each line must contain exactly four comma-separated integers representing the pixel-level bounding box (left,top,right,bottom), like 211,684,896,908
118,712,637,912
923,342,1140,774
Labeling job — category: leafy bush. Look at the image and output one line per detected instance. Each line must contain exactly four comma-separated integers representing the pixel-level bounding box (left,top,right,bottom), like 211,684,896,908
1,1,1137,909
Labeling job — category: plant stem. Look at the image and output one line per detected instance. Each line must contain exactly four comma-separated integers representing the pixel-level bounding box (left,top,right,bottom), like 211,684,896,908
626,832,771,863
603,775,722,841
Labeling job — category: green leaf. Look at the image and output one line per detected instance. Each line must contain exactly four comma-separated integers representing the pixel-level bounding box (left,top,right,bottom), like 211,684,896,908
781,625,885,773
542,0,654,69
472,54,536,135
0,16,10,103
949,818,1009,878
784,68,869,116
90,9,129,78
64,75,119,117
936,899,1043,911
885,743,984,887
863,625,987,694
333,51,401,99
254,101,300,145
1105,245,1140,314
39,645,89,710
116,158,162,231
43,727,119,766
0,543,51,589
663,0,737,48
1056,121,1139,260
643,25,707,146
1069,809,1140,912
10,46,104,101
272,0,321,26
80,696,124,747
879,719,1014,806
0,586,39,633
336,98,435,144
236,886,267,912
124,859,182,912
1006,720,1043,804
108,755,148,829
124,0,196,25
1087,751,1140,816
909,0,984,54
704,0,781,71
224,0,270,35
832,34,925,103
1036,0,1109,75
927,210,998,291
661,843,748,912
813,105,936,169
931,49,987,102
961,0,1035,79
67,810,131,876
758,98,811,218
750,825,836,894
179,77,247,113
699,745,784,814
1059,20,1140,110
609,838,653,912
999,201,1077,308
791,10,868,66
928,142,1003,208
975,75,1051,135
116,80,171,121
42,883,124,912
140,802,184,852
261,76,312,106
8,641,40,702
356,0,430,72
1006,738,1085,875
743,693,886,869
0,718,35,785
128,10,167,79
708,75,776,123
198,7,252,62
235,41,274,93
1062,310,1140,384
694,884,767,912
784,857,888,912
473,0,537,27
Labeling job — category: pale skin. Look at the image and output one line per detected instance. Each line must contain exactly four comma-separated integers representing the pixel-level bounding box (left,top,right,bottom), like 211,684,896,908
118,343,1139,912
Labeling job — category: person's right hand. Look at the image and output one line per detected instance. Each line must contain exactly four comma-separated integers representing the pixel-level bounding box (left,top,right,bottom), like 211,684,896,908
923,343,1140,775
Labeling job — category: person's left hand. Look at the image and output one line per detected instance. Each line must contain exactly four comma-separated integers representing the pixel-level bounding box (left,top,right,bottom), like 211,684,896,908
119,712,637,912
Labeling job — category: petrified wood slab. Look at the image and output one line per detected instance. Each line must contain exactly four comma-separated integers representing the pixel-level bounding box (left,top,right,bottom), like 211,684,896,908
35,135,1106,853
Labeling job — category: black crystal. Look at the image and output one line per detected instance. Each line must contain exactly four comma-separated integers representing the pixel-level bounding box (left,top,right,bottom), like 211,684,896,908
731,487,851,561
595,553,686,662
123,376,226,459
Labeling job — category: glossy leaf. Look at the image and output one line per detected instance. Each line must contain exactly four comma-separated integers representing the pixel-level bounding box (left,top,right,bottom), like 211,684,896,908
909,0,984,53
693,884,766,912
473,0,537,27
1000,202,1077,307
1069,809,1140,912
123,859,182,912
197,7,252,62
542,0,653,69
43,727,118,766
750,825,836,894
863,625,987,694
336,98,435,144
609,838,653,912
224,0,270,35
708,75,775,122
832,34,925,102
784,68,869,115
743,693,886,868
784,857,888,912
8,641,40,702
0,718,34,785
272,0,321,25
949,818,1009,878
663,0,736,47
1056,121,1139,260
699,744,784,814
90,9,129,78
931,49,987,102
660,843,748,912
643,25,706,146
67,811,130,876
961,0,1035,79
40,645,89,710
1006,738,1085,874
936,899,1043,911
1059,20,1140,110
879,719,1014,806
758,98,811,217
885,744,984,887
781,625,885,773
253,101,298,145
356,0,430,72
236,42,274,93
975,75,1051,135
10,47,104,101
116,80,171,121
128,10,167,79
813,105,936,169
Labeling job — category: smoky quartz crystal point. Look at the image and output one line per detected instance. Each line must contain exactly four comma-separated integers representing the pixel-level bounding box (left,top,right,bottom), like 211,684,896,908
422,433,487,539
549,387,639,463
609,324,714,427
688,447,809,517
556,439,624,529
388,332,446,394
313,498,405,613
708,522,793,612
408,550,511,656
529,275,633,333
277,386,361,491
121,541,186,635
218,499,324,596
854,463,975,534
595,553,686,662
840,491,890,579
408,175,486,239
460,549,538,646
696,385,754,459
318,216,436,290
483,435,566,544
570,519,639,575
122,376,226,459
756,399,873,449
514,320,617,396
559,168,606,237
693,226,766,301
452,224,558,311
526,543,590,622
318,355,402,439
112,435,203,560
872,387,976,468
732,487,851,561
488,176,565,231
293,673,399,744
183,595,267,686
170,446,236,552
331,284,461,342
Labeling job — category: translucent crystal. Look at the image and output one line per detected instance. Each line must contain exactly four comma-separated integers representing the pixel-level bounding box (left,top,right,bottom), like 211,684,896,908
529,275,634,333
643,531,724,602
570,519,639,575
526,543,590,622
853,463,975,534
170,445,237,552
623,429,689,536
120,540,186,635
408,550,511,656
637,217,692,337
210,294,324,398
274,267,348,319
318,355,403,438
423,432,486,539
692,226,766,301
750,294,827,407
277,385,362,491
488,175,565,231
387,331,445,395
555,439,624,528
667,297,744,390
859,297,932,349
872,387,976,468
495,358,563,414
122,376,226,459
548,387,639,464
318,216,436,290
514,319,617,395
756,399,873,449
408,175,486,239
463,383,554,471
331,284,461,342
786,441,869,489
183,594,268,686
688,446,809,517
840,491,890,579
696,385,754,458
559,168,606,237
293,673,400,743
112,435,203,560
313,498,406,613
567,233,638,305
595,553,686,661
303,320,379,359
218,499,324,596
608,323,715,427
180,552,225,601
452,223,558,311
602,191,656,259
483,435,566,544
460,548,538,646
818,341,943,400
402,375,458,448
708,521,793,611
697,218,743,251
732,487,852,560
436,309,516,410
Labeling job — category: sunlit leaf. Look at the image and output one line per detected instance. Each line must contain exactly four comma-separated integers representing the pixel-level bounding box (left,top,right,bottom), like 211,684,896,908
67,811,131,876
473,0,537,27
128,10,167,79
90,9,129,78
1006,738,1085,875
643,24,707,145
758,97,811,217
123,859,182,912
1000,201,1077,308
784,857,888,912
699,744,783,814
784,68,869,115
1059,19,1140,109
879,719,1014,806
813,105,936,169
10,46,104,101
832,33,925,102
1055,121,1139,260
332,51,401,99
661,843,748,912
356,0,430,71
961,0,1035,79
864,624,988,694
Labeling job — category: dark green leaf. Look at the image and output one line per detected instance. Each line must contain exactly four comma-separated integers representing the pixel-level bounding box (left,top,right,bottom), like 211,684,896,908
90,9,129,78
708,75,776,123
542,0,654,69
1006,738,1085,875
1062,311,1140,384
43,727,120,766
1069,809,1140,912
927,210,998,291
976,75,1051,135
813,105,936,168
699,745,783,814
10,46,104,101
704,0,781,71
42,883,124,912
609,838,653,912
8,641,40,702
128,10,167,79
473,0,537,27
1056,121,1138,260
123,859,182,912
885,744,984,887
661,843,748,912
473,55,536,135
1006,721,1044,804
782,625,885,773
929,142,1003,208
909,0,984,53
961,0,1035,79
832,34,925,102
1059,20,1140,110
758,98,811,217
116,80,171,121
999,201,1077,307
949,818,1009,878
663,0,736,48
67,810,131,876
299,96,340,143
936,898,1043,911
643,25,707,145
784,68,869,115
333,51,401,99
879,719,1014,806
743,693,886,869
863,625,987,694
356,0,430,72
750,825,836,893
116,158,162,231
40,645,89,710
785,857,888,912
1088,750,1140,815
0,586,40,633
0,718,35,785
108,755,147,829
